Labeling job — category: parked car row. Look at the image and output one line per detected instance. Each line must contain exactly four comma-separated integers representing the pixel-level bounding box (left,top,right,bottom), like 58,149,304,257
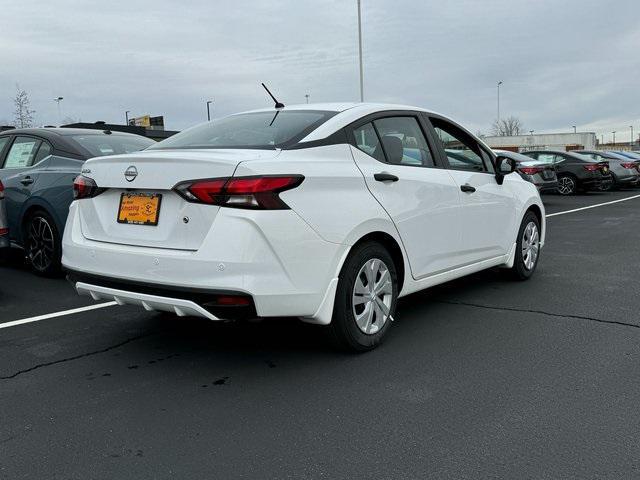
493,149,640,195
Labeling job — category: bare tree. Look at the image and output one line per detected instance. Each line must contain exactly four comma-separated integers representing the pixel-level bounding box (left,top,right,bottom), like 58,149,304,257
13,85,35,128
491,116,524,136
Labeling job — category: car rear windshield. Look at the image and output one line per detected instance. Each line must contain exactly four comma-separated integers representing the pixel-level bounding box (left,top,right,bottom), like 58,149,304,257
69,134,154,157
149,110,337,150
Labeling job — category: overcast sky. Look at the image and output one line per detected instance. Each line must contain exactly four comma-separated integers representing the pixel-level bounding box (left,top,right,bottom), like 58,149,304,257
1,0,638,142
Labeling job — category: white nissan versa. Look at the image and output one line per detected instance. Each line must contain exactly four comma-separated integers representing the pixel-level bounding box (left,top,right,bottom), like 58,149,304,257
62,103,544,351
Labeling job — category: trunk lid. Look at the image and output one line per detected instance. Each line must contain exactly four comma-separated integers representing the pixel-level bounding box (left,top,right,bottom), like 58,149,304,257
77,149,279,250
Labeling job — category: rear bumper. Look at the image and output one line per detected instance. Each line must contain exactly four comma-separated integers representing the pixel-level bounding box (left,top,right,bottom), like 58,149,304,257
62,202,347,321
580,176,610,190
535,181,558,193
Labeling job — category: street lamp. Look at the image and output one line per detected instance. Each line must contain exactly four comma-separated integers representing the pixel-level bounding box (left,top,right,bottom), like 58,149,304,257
612,131,616,145
206,100,213,121
497,81,503,125
630,125,634,147
357,0,364,102
54,97,64,125
125,110,130,125
529,130,534,135
572,125,576,134
305,94,310,104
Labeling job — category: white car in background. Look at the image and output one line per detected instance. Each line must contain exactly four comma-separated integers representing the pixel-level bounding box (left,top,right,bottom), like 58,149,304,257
62,103,545,351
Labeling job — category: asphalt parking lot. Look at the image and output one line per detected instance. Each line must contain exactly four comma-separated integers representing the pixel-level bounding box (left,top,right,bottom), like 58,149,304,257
1,190,639,479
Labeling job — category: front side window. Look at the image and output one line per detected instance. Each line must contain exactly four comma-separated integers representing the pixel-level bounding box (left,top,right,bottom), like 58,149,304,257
430,119,486,172
3,136,41,169
150,110,337,150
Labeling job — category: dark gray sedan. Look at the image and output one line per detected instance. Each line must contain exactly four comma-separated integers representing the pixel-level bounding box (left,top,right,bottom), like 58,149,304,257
0,128,154,275
493,149,558,193
572,150,639,189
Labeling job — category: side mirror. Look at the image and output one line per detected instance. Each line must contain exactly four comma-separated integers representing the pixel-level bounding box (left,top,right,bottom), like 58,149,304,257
495,156,517,185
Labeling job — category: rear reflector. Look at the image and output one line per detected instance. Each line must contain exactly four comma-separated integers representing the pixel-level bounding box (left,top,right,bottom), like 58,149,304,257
174,175,304,210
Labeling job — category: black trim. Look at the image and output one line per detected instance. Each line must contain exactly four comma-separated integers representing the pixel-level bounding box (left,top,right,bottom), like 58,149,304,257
285,128,348,150
65,269,257,320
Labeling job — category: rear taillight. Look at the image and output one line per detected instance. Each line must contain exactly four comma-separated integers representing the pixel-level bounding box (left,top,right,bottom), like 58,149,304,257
583,164,600,172
518,166,543,175
621,162,637,169
0,227,7,236
73,175,105,199
174,175,304,210
0,180,4,199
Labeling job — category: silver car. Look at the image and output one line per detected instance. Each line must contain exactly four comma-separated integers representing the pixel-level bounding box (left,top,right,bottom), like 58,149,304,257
493,149,558,193
573,150,640,189
0,179,8,250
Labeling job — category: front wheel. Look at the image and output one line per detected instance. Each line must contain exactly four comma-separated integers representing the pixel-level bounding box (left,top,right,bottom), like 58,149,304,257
25,210,62,276
328,242,398,352
510,211,541,280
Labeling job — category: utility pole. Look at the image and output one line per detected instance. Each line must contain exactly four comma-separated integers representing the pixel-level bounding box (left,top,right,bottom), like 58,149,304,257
125,110,130,125
305,94,310,104
357,0,364,102
612,131,616,145
54,97,64,125
572,125,576,134
206,100,213,121
630,125,633,147
497,81,503,125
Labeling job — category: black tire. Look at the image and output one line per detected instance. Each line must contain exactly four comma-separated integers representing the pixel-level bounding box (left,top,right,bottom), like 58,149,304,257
557,174,577,195
510,211,541,281
24,209,62,277
327,241,399,352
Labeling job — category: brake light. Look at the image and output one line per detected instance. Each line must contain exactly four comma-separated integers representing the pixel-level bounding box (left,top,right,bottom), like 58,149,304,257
73,175,105,199
174,175,304,209
583,164,600,172
0,227,7,236
621,162,637,169
518,166,543,175
0,180,4,199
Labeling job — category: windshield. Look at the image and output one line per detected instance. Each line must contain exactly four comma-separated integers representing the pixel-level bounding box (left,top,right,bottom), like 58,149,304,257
149,110,337,150
69,134,154,157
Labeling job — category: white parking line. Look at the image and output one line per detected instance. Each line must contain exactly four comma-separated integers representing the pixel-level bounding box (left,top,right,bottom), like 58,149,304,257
546,194,640,218
0,301,117,330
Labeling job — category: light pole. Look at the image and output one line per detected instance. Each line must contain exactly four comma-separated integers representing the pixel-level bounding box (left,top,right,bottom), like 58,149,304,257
54,97,64,125
612,131,616,145
496,81,503,125
125,110,130,125
529,130,534,135
206,100,213,121
305,94,310,104
357,0,364,102
572,125,576,134
630,125,634,147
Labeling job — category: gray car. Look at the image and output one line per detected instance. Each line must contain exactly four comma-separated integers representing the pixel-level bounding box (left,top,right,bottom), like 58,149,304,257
573,150,640,189
0,128,154,275
493,149,558,193
0,178,8,250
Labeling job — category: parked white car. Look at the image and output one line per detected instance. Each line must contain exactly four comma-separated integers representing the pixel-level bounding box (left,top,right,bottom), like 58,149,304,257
63,103,545,351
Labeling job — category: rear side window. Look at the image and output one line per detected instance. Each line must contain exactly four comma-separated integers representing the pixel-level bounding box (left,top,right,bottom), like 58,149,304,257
537,153,562,164
0,136,9,156
373,117,434,167
3,136,41,168
34,142,52,163
353,123,385,163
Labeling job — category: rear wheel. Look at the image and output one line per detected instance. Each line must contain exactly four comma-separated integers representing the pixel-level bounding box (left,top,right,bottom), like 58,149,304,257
328,242,398,352
25,210,61,276
557,174,577,195
510,211,541,280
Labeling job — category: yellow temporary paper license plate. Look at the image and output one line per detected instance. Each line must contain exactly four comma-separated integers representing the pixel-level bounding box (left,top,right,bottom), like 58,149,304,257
117,193,162,226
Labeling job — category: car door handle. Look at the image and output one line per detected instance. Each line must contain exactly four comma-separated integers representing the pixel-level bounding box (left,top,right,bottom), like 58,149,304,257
460,184,476,193
374,172,399,182
20,176,34,186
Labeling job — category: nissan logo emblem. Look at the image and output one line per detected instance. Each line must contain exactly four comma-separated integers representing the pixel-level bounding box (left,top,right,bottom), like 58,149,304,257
124,166,138,182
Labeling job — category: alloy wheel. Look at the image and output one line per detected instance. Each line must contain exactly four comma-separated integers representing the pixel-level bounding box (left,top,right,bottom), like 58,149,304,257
27,216,55,272
557,176,575,195
352,258,393,335
521,221,539,271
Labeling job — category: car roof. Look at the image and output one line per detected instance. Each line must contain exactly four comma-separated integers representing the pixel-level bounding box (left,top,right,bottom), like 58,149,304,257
0,127,142,138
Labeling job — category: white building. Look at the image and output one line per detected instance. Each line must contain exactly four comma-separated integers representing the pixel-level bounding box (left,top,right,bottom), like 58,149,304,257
481,132,597,152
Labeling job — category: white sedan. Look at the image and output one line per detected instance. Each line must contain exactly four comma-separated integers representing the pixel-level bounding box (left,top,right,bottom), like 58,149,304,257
62,103,544,351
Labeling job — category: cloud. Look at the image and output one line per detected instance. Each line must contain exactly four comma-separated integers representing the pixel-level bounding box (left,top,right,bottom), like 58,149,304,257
0,0,638,141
